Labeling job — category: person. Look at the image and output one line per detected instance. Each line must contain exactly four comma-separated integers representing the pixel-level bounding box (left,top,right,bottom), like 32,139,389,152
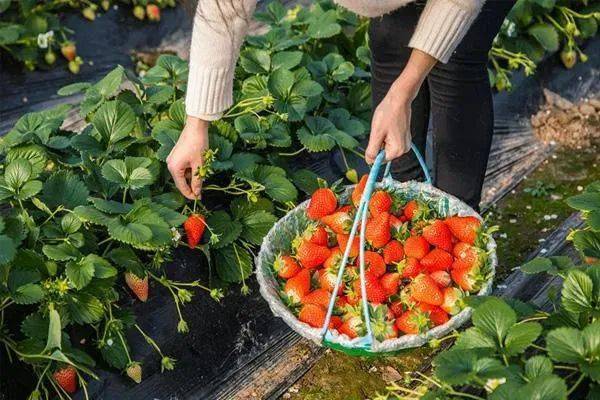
167,0,513,210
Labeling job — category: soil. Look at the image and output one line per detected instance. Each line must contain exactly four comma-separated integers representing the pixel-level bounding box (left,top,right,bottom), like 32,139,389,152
282,102,600,400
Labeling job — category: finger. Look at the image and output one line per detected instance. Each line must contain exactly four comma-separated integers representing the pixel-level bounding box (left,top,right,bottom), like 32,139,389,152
171,165,196,200
365,131,384,164
190,162,203,198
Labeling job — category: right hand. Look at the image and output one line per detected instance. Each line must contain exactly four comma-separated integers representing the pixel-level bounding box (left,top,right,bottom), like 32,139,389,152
167,116,209,200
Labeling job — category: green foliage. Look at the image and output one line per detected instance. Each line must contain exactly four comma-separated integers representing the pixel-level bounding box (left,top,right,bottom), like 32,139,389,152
0,0,177,72
381,181,600,399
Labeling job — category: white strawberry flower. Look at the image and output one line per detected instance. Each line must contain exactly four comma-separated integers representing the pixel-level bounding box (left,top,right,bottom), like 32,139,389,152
171,227,181,243
37,30,54,49
484,377,506,393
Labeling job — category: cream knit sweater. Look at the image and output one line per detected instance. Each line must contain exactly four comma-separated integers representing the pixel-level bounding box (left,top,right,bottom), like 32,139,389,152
186,0,484,119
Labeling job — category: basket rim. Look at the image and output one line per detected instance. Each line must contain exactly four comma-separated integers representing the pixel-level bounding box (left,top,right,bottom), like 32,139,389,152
255,179,497,353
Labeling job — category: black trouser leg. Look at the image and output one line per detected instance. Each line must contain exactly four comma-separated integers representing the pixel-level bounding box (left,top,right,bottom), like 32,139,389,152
369,1,513,209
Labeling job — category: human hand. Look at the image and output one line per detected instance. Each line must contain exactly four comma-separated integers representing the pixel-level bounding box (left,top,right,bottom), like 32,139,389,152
166,116,209,200
365,92,413,164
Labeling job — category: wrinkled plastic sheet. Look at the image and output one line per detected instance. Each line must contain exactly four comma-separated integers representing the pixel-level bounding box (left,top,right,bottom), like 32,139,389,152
256,179,497,353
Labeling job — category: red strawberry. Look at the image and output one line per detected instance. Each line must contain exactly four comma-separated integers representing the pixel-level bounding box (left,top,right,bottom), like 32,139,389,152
397,257,423,279
420,248,453,272
53,365,77,393
61,43,77,62
445,216,481,244
184,214,206,248
453,242,484,268
324,247,342,270
337,234,359,258
429,270,451,287
441,287,464,315
274,254,301,279
307,188,337,220
125,272,148,302
299,303,327,328
330,315,343,328
321,211,352,234
318,268,343,295
383,240,404,264
380,272,401,296
352,273,388,304
451,260,483,293
403,200,428,221
294,240,331,269
409,274,443,306
146,4,161,21
418,303,450,326
365,212,391,248
422,220,453,252
351,175,369,207
389,300,405,317
301,289,332,308
361,251,386,277
395,309,431,334
304,224,329,246
283,269,311,303
369,190,392,214
404,236,430,259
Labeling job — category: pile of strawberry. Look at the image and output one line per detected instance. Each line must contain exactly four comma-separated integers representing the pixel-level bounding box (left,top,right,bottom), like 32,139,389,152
273,176,491,341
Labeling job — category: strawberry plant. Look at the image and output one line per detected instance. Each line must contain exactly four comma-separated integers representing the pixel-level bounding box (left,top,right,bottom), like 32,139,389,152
489,0,599,91
379,181,600,399
0,0,175,72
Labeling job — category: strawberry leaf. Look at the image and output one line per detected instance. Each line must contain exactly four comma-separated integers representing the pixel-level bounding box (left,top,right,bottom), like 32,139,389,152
0,235,16,265
66,293,104,324
107,218,153,247
92,100,136,145
213,244,252,283
42,171,89,209
206,211,243,249
66,258,96,290
11,283,44,305
240,210,277,245
42,243,81,261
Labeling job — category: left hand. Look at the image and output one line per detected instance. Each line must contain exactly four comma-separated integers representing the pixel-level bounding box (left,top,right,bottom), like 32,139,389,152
365,91,413,164
364,49,437,164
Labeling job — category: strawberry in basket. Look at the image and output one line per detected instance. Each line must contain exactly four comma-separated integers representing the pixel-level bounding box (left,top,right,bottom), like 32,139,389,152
272,176,494,342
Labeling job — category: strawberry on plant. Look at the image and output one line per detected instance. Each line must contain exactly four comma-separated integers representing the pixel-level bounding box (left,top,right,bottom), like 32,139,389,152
184,214,206,248
351,174,368,207
301,288,332,308
146,4,161,21
396,257,423,279
125,272,148,302
274,254,301,279
321,211,352,234
68,57,82,74
298,303,326,328
336,234,359,258
422,220,453,252
82,6,96,20
101,0,111,11
441,287,464,315
133,5,146,20
404,236,430,259
365,212,391,248
561,47,577,69
395,309,431,334
126,362,142,383
445,216,481,244
53,365,77,393
283,269,311,303
383,240,404,264
307,188,337,220
369,190,392,214
45,50,56,65
409,274,443,306
61,43,76,61
429,270,451,288
294,239,331,269
346,168,358,183
380,272,400,296
420,248,453,272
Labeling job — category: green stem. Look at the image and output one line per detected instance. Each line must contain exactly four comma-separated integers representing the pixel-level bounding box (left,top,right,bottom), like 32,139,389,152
567,374,585,396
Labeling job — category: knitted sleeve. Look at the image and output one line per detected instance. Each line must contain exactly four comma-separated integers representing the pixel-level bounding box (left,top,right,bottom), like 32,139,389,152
408,0,485,63
185,0,258,119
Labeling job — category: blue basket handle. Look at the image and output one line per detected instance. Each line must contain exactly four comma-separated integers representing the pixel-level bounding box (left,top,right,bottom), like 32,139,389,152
320,146,430,349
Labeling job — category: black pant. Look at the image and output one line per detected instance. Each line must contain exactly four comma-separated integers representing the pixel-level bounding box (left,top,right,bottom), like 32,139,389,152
369,0,513,209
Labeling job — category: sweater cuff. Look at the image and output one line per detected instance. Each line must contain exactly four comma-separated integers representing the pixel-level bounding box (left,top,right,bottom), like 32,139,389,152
408,0,480,63
185,65,234,118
